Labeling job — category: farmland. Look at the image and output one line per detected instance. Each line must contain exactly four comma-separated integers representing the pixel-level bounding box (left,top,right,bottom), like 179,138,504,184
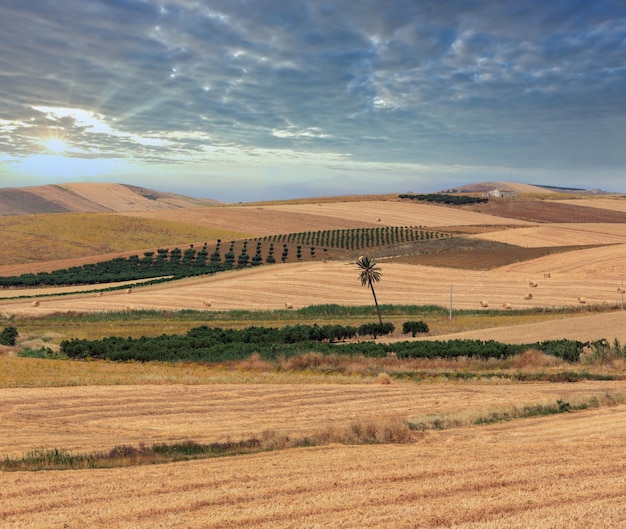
2,183,626,527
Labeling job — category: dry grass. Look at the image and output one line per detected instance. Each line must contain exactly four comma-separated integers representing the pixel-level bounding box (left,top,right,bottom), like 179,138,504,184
3,372,619,529
1,376,623,458
0,213,246,269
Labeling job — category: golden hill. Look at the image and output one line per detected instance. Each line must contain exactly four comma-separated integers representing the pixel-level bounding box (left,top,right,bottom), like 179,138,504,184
0,182,218,216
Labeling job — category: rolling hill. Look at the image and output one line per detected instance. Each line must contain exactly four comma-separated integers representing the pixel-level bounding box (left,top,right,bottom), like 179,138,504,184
0,182,219,216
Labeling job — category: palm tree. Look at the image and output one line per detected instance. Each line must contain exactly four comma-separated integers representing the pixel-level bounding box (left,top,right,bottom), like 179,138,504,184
356,255,383,324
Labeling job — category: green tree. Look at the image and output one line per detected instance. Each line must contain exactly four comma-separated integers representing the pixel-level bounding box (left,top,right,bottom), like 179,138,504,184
356,256,383,324
402,320,430,337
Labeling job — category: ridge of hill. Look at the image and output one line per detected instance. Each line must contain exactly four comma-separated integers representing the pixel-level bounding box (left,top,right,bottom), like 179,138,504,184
0,182,219,216
442,181,584,195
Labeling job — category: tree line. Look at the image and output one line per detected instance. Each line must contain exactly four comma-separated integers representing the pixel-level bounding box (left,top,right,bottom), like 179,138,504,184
0,226,451,288
58,322,586,364
399,193,488,205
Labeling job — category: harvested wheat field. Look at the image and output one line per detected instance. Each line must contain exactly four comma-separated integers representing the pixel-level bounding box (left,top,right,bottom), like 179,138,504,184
4,255,626,319
3,381,623,458
548,197,626,213
123,199,531,236
2,404,626,528
262,200,532,228
470,223,626,248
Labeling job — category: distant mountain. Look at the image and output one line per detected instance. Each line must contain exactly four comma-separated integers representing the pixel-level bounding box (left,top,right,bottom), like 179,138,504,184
0,182,220,216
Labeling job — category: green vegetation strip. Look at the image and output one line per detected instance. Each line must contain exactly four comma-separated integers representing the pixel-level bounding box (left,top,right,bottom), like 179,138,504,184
408,393,624,431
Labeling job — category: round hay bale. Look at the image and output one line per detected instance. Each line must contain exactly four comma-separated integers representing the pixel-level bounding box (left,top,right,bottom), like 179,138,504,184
126,288,133,294
578,297,586,304
502,303,512,310
31,300,40,307
480,300,489,308
202,300,212,308
284,302,294,310
96,292,103,297
524,293,533,300
529,281,538,288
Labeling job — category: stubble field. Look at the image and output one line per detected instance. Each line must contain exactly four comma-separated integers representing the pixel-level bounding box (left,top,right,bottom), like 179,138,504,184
3,189,626,528
2,402,626,528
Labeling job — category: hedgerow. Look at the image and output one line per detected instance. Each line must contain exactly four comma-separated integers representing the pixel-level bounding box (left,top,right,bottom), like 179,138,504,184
399,193,488,205
60,324,588,363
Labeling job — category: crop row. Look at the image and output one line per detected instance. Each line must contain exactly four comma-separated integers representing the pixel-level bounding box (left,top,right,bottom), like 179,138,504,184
0,226,450,288
258,225,450,250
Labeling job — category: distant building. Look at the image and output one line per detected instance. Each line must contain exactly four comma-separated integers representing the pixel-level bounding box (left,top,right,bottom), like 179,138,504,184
487,188,517,198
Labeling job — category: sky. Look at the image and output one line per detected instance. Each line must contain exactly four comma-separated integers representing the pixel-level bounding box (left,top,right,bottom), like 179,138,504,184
1,0,625,202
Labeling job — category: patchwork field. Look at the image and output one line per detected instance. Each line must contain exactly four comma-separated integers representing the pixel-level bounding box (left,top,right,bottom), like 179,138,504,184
3,184,626,528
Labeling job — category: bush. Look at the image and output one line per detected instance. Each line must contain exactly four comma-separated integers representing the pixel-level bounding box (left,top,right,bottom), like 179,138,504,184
402,321,429,337
0,326,18,346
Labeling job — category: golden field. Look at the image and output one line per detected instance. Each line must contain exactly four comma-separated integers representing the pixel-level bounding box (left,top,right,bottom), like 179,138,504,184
3,184,626,528
2,398,626,528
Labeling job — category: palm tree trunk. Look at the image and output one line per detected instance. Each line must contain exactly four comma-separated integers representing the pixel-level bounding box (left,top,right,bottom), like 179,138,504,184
369,282,383,324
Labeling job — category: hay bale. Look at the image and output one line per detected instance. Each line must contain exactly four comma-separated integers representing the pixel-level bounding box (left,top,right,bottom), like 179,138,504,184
578,297,587,304
376,218,382,222
480,300,489,308
284,303,294,310
96,292,103,297
202,300,212,308
126,288,132,294
524,293,533,300
544,273,551,279
529,281,538,288
31,300,40,307
617,287,625,294
502,303,512,310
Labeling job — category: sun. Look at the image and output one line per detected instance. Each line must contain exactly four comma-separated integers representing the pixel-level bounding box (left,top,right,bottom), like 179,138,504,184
42,137,69,154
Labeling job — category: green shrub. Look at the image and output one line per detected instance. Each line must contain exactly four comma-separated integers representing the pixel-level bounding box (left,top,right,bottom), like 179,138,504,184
0,326,18,346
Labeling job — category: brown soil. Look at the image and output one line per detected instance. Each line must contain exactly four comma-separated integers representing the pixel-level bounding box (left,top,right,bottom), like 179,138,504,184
384,238,607,270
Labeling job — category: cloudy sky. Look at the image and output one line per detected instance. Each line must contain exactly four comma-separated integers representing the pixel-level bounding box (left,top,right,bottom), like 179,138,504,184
1,1,625,202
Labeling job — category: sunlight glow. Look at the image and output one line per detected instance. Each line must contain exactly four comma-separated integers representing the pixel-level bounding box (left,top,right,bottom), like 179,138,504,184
42,138,69,154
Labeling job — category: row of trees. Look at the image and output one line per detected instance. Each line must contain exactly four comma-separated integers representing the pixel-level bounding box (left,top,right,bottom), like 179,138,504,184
1,225,451,288
399,193,488,205
59,329,587,364
59,321,429,362
258,226,450,250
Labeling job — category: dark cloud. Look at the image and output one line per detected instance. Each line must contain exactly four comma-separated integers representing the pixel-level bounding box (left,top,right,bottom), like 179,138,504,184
1,0,625,199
